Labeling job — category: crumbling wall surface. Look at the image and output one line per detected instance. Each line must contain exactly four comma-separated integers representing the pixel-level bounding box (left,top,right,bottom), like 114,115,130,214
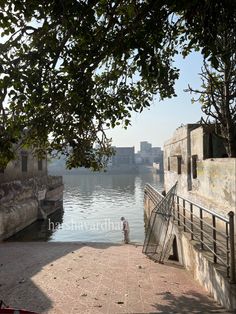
0,181,33,204
0,152,47,183
144,190,236,311
164,124,236,217
47,176,63,190
0,176,63,240
190,127,204,158
191,158,236,216
0,199,38,240
0,180,38,240
164,125,189,194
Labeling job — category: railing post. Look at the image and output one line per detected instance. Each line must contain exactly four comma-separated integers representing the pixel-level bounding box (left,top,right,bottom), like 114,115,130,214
177,196,180,226
228,211,235,283
200,208,204,250
183,199,186,231
226,223,230,278
190,203,194,240
212,215,217,263
173,195,175,221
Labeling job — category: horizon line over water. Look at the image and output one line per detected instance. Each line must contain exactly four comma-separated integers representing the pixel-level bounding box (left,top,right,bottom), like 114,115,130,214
7,172,164,243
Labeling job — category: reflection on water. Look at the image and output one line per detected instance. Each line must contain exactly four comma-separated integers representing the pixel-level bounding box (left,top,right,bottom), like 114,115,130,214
8,172,163,243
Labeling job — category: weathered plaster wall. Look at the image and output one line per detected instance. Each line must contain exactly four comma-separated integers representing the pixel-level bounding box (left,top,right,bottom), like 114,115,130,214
0,176,63,240
191,158,236,216
0,150,47,184
0,199,38,240
144,190,236,310
164,125,189,193
164,124,236,218
0,180,38,240
190,127,204,158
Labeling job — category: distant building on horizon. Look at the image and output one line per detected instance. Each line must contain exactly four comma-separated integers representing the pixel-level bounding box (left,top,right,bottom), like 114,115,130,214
140,141,152,154
135,141,163,170
106,146,136,173
111,147,135,166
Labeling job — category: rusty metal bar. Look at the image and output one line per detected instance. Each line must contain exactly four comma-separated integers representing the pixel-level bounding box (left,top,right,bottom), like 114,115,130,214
200,208,204,250
144,184,234,282
183,199,186,231
212,215,217,263
190,203,194,240
177,196,180,226
177,222,228,268
226,222,230,278
176,195,228,222
228,211,235,283
172,196,176,220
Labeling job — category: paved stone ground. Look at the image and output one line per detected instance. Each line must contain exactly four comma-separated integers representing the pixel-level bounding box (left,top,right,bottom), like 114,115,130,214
0,242,232,314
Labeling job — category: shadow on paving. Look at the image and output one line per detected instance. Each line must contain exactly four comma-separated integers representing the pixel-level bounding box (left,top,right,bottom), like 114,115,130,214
0,242,231,314
151,290,231,313
0,241,122,313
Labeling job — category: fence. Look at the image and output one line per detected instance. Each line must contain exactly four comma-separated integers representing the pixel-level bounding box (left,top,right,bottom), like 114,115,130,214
144,184,236,283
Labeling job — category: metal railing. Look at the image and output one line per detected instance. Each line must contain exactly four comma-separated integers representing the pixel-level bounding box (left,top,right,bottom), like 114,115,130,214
173,194,235,283
144,184,236,283
144,183,163,207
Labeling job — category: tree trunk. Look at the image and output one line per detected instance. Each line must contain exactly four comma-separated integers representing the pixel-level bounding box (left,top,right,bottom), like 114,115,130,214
226,126,236,157
223,58,236,157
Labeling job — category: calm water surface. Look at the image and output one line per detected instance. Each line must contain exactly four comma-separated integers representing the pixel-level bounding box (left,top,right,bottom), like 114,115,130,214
8,172,163,243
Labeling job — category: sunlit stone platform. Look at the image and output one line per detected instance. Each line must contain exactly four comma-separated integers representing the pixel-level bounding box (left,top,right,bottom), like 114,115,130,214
0,242,231,313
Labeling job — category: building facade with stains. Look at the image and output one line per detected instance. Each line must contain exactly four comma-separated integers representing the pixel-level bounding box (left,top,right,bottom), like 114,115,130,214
0,148,63,240
0,148,47,183
164,124,235,217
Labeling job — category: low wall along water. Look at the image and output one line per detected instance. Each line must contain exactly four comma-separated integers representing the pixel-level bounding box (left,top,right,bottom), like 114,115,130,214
0,176,63,240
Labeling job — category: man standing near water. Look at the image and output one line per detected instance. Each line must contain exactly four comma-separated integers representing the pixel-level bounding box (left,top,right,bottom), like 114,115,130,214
121,217,130,244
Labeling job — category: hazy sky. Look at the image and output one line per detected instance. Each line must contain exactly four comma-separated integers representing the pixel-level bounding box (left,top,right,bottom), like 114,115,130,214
107,52,203,151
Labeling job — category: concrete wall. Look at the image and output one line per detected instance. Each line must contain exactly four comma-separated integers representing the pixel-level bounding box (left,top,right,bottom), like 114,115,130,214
0,149,47,184
0,179,39,240
191,158,236,216
0,176,63,240
0,199,39,240
178,227,236,310
144,188,236,310
164,125,190,193
190,126,226,159
164,124,236,217
190,127,204,158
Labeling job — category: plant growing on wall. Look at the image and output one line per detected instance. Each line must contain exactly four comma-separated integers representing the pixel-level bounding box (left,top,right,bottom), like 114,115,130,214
0,0,235,168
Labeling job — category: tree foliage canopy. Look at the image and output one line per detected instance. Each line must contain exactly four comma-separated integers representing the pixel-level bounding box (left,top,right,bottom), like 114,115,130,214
0,0,235,169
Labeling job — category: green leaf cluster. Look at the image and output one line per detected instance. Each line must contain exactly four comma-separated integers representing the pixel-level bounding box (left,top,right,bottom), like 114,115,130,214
0,0,235,168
